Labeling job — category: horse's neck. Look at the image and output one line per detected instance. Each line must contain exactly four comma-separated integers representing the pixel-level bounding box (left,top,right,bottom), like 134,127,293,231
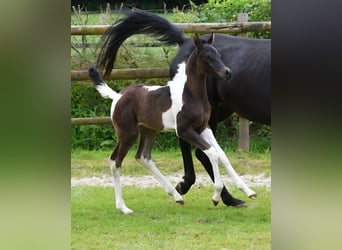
185,57,208,100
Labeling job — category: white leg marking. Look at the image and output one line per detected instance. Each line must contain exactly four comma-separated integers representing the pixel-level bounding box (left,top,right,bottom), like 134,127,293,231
109,160,134,214
202,145,223,205
137,157,184,204
201,128,256,198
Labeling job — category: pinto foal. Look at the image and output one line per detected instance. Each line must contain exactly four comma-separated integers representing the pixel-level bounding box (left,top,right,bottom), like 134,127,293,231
89,34,256,214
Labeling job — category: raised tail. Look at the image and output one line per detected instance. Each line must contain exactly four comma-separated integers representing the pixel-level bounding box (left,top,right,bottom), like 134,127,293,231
96,9,188,77
88,66,120,100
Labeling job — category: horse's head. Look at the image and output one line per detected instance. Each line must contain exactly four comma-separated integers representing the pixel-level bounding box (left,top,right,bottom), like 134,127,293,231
193,33,232,80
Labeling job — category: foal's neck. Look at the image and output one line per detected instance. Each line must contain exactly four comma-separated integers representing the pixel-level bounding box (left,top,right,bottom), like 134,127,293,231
185,53,208,100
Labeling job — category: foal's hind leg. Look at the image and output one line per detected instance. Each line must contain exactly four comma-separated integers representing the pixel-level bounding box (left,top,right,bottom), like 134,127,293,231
109,130,139,214
135,128,184,205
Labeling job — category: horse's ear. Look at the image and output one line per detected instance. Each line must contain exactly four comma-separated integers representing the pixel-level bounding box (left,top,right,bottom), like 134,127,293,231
194,33,202,49
208,33,215,44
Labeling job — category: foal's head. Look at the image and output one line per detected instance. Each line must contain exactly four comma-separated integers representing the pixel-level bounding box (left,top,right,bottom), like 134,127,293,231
192,33,232,80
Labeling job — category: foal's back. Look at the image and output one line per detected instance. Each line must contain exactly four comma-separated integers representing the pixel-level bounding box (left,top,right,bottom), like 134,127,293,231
117,84,172,131
113,62,187,132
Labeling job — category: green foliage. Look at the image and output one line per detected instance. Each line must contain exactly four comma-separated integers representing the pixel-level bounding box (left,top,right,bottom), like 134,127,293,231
215,116,271,153
71,82,114,150
197,0,271,38
198,0,271,22
166,5,201,23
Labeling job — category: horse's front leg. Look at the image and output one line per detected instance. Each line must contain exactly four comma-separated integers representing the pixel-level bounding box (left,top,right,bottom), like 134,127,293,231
175,138,196,195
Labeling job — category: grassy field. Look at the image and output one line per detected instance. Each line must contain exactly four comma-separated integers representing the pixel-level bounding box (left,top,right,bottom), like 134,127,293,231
71,149,271,249
72,186,270,250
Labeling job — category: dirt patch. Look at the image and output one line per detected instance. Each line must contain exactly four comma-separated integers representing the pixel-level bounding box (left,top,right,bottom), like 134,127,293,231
71,172,271,190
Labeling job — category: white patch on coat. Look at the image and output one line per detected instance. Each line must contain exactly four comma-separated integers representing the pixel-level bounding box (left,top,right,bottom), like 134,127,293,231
143,85,162,91
161,62,187,131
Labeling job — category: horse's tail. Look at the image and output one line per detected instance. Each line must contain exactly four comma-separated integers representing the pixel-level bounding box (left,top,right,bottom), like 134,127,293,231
96,9,187,77
88,66,121,101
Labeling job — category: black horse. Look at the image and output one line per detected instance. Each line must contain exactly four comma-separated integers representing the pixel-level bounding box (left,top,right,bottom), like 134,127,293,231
96,10,270,207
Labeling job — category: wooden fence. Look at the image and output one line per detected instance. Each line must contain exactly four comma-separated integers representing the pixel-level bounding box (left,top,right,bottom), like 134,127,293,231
71,14,271,151
71,22,271,36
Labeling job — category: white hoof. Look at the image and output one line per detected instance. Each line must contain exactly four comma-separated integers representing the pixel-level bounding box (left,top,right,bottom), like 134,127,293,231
121,208,134,214
240,187,257,199
117,204,134,214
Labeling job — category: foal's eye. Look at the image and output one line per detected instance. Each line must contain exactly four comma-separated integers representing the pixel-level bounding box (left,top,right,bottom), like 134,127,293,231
202,54,211,59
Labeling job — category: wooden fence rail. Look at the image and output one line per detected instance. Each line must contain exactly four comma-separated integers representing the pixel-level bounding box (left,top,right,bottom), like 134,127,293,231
71,117,112,125
71,68,169,81
71,22,271,36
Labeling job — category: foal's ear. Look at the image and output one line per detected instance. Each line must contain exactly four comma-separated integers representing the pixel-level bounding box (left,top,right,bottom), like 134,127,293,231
208,33,215,44
194,33,202,49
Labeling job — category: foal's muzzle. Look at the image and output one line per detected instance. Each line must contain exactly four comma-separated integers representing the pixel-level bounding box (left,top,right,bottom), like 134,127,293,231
222,67,232,80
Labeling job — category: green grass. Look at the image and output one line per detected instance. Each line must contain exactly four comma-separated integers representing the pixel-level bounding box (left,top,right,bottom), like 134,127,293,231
71,149,271,178
72,186,270,250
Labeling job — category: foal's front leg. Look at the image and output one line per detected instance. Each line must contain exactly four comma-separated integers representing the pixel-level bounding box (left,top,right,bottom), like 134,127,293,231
177,128,224,205
195,148,247,207
177,130,246,207
202,128,257,198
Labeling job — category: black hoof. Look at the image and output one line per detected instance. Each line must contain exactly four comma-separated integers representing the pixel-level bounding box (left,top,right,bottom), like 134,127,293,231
212,199,219,206
175,181,192,195
235,201,248,208
175,182,184,195
222,198,247,208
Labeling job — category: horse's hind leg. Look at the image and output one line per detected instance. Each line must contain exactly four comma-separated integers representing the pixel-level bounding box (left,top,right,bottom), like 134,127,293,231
135,128,184,205
109,130,139,214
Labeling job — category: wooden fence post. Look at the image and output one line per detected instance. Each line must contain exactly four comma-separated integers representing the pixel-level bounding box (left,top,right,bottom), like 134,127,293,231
237,13,250,152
